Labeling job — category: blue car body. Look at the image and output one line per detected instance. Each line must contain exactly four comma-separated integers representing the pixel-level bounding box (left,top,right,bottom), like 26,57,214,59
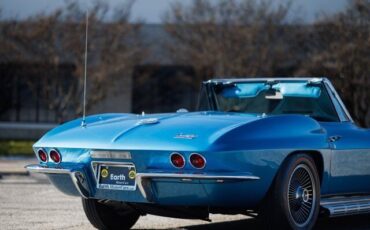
26,78,370,219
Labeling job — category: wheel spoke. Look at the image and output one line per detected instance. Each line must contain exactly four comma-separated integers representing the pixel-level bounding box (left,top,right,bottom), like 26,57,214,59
287,163,316,226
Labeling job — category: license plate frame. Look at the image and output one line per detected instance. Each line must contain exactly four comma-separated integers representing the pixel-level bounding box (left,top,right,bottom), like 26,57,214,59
96,163,137,191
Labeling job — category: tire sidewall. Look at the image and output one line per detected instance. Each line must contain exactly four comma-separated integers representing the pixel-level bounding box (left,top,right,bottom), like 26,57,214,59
82,198,140,230
274,154,321,230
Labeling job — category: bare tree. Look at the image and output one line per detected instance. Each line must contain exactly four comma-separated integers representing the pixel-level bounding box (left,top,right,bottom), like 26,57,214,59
297,0,370,127
0,1,143,122
164,0,370,126
163,0,293,83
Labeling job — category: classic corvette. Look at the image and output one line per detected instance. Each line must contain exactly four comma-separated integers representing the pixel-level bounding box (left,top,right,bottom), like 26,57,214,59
26,78,370,230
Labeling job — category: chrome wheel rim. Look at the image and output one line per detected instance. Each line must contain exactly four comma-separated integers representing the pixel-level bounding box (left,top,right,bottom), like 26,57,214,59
287,164,316,227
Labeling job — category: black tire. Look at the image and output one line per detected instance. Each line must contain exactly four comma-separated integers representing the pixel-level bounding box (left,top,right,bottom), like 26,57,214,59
82,198,140,230
260,153,320,230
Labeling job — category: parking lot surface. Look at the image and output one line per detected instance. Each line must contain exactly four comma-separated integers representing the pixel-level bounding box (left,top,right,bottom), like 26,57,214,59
0,174,369,230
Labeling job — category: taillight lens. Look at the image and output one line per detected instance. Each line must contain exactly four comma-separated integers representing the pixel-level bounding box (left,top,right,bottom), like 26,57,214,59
170,152,185,168
190,153,206,169
49,149,61,163
38,149,48,162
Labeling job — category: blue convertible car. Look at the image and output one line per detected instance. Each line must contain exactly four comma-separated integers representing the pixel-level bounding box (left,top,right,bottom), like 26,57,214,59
26,78,370,229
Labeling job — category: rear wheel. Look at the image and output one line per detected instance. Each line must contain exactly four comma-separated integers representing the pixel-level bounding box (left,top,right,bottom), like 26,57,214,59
260,154,320,230
82,198,140,230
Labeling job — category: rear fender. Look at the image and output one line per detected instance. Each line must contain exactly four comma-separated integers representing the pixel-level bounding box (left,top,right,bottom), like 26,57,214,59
211,114,328,151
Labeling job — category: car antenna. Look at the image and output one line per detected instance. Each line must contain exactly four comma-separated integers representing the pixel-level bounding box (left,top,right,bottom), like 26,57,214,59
81,10,89,127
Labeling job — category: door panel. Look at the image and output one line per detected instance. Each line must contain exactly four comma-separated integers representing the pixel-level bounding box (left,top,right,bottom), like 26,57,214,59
321,122,370,195
330,149,370,194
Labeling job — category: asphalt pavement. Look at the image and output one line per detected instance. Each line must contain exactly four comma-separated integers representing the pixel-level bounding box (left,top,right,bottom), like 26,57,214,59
0,158,369,230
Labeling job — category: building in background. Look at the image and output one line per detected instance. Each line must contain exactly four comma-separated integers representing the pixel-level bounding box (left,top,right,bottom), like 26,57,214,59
0,24,200,140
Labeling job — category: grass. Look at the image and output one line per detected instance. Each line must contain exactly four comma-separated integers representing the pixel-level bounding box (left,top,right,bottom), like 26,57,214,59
0,140,35,156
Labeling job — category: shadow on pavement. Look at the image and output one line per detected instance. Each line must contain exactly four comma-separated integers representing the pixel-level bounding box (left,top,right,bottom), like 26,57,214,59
315,215,370,230
140,215,370,230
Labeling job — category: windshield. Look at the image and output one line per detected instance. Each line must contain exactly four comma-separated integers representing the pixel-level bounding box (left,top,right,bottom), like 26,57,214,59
205,81,339,122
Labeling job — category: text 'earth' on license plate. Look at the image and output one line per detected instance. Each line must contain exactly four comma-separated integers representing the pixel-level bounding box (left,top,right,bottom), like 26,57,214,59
97,164,137,191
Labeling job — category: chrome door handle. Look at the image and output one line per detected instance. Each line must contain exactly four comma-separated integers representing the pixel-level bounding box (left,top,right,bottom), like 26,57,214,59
328,135,342,142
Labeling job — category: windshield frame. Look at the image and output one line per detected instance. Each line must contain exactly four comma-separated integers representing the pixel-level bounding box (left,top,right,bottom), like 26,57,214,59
198,78,353,123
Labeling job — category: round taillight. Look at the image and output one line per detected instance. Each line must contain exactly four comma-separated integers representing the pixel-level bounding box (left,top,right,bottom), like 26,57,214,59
38,149,48,162
50,149,61,163
190,153,206,169
170,152,185,168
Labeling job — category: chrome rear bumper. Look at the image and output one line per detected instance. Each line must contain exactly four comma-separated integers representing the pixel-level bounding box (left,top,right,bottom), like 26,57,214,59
26,164,260,203
25,164,90,198
136,172,260,202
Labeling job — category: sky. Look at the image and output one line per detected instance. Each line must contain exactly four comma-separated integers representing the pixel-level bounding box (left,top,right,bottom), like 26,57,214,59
0,0,349,23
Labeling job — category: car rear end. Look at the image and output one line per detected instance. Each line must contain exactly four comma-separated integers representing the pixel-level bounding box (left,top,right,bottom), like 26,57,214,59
26,147,273,208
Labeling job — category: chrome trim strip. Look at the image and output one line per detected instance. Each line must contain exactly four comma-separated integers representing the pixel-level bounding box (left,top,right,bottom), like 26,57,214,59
137,173,260,180
174,134,197,139
91,161,134,165
25,164,89,199
90,150,132,160
207,77,323,84
135,172,260,201
323,78,354,122
26,164,70,174
321,197,370,217
321,196,370,206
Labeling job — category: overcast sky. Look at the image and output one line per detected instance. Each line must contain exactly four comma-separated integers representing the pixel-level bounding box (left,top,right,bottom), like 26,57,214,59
0,0,349,23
